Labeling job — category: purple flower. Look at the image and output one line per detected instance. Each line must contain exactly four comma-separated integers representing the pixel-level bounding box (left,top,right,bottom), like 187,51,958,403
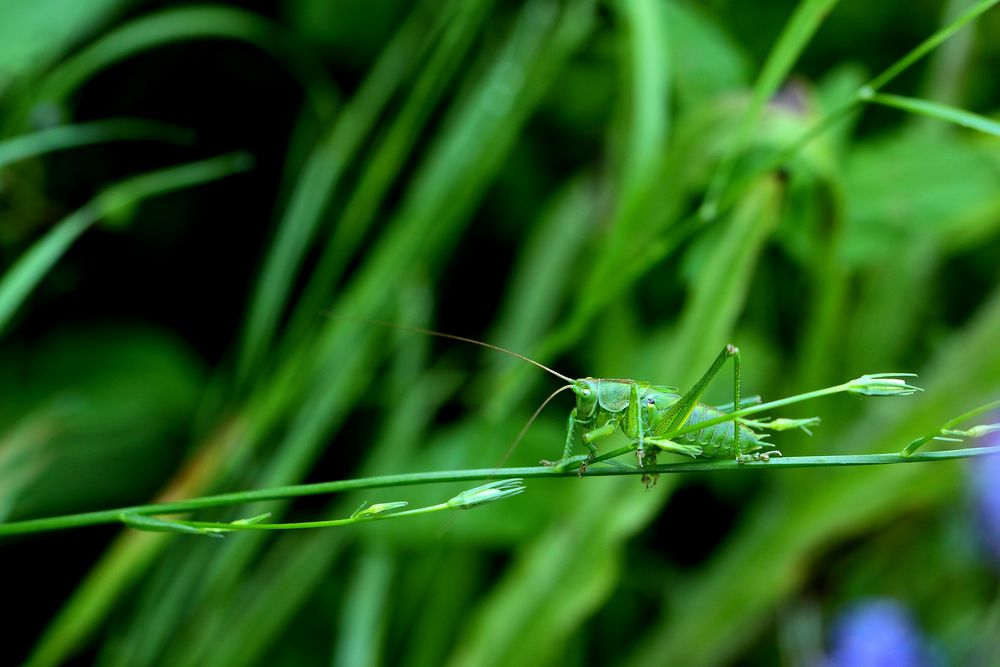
970,423,1000,564
825,599,930,667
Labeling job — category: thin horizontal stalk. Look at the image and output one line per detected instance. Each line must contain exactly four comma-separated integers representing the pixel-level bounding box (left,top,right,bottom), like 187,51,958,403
2,446,997,537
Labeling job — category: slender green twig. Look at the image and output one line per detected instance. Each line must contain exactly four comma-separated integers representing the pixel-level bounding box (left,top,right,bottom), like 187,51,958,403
786,0,997,154
703,0,999,220
698,0,839,221
2,447,997,537
120,479,527,536
903,398,1000,455
588,374,919,465
589,373,917,466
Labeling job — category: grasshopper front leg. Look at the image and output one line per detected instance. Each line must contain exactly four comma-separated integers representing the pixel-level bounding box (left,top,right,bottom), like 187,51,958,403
540,408,594,472
569,418,623,475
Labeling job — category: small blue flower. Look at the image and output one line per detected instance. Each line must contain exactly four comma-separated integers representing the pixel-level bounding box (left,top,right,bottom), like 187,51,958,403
825,599,930,667
970,421,1000,564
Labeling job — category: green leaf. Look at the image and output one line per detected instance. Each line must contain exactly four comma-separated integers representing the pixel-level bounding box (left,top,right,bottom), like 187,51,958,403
866,92,1000,138
842,132,1000,264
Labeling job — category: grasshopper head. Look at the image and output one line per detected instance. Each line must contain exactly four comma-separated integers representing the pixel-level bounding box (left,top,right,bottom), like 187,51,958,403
571,378,599,418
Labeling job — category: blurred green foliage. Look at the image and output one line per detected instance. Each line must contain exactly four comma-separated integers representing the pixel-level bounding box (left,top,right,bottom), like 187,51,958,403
1,0,999,665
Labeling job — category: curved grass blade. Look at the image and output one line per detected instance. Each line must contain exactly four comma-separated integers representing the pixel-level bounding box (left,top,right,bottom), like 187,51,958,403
447,179,779,667
903,398,1000,455
286,0,491,343
86,3,596,665
865,92,1000,138
236,0,446,384
34,6,337,120
699,0,840,221
0,152,251,336
712,0,1000,222
0,118,190,169
625,275,1000,667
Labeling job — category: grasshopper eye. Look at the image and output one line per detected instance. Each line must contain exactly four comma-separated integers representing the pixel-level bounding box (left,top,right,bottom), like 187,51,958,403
582,388,592,398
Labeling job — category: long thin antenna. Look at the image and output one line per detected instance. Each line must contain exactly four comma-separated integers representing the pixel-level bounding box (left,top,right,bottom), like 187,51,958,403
496,384,575,467
354,318,574,383
435,384,575,538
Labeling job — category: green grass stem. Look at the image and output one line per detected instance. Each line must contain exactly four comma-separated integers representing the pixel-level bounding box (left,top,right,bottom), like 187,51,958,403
3,447,996,537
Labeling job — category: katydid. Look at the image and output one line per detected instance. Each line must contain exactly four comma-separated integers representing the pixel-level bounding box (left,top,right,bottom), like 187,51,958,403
373,323,827,476
548,345,787,474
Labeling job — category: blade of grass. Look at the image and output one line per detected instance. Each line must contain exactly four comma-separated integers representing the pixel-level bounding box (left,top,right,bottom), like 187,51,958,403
784,0,998,155
285,0,492,347
332,548,394,667
626,277,1000,667
617,0,671,197
446,176,784,665
161,4,595,665
666,177,782,379
400,550,484,666
699,0,840,221
920,0,980,108
485,175,596,413
712,0,1000,222
564,0,670,345
22,418,248,667
0,152,251,336
235,0,446,384
187,172,596,667
0,118,190,169
31,5,337,120
866,92,1000,137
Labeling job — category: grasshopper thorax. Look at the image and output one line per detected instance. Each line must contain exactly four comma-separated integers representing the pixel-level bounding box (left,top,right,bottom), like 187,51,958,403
572,377,637,418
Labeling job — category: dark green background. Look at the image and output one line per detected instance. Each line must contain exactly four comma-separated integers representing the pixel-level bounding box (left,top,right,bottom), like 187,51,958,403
1,0,999,665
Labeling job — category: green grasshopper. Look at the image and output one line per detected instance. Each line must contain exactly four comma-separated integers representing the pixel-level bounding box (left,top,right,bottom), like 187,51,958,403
549,345,788,474
381,324,821,476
